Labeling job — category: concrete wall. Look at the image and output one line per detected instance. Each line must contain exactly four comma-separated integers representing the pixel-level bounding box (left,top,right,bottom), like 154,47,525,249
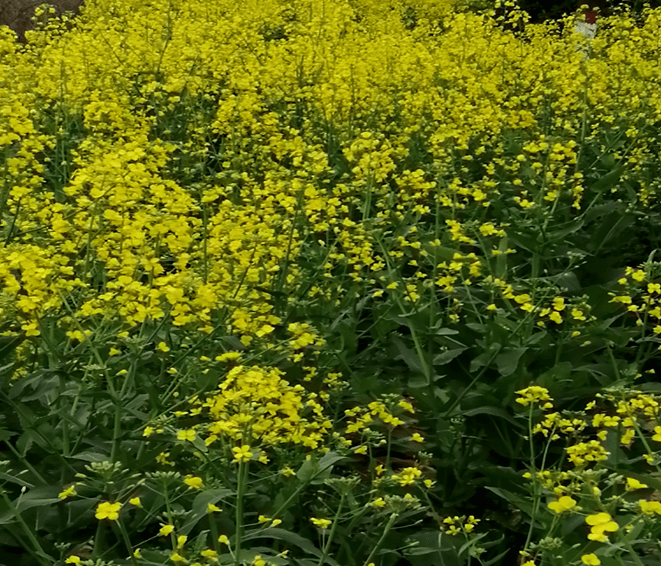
0,0,84,42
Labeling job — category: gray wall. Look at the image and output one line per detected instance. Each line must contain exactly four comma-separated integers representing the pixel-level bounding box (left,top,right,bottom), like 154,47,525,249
0,0,84,42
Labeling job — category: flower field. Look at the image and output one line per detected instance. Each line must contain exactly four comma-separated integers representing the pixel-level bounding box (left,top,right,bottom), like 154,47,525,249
3,0,661,564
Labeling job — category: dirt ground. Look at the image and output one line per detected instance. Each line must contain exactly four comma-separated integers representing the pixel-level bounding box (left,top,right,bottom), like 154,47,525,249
0,0,84,42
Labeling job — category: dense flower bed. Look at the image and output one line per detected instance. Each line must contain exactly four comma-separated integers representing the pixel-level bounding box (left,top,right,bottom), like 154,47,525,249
2,0,661,565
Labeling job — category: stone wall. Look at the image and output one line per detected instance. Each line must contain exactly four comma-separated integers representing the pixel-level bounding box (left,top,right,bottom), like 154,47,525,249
0,0,84,42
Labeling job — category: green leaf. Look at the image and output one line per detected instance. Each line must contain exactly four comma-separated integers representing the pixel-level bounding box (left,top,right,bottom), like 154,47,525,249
495,347,527,377
180,488,233,535
589,165,624,194
392,335,423,374
433,327,460,336
461,406,524,428
0,486,61,525
547,219,584,242
242,527,325,560
433,348,467,366
70,451,110,463
296,451,345,484
485,487,541,525
470,343,501,373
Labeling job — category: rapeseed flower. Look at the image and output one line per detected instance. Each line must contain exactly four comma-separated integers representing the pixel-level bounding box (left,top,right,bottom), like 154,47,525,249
177,429,196,442
183,475,204,489
547,495,577,514
515,386,553,407
625,478,648,491
311,517,331,529
586,512,618,542
95,501,122,521
639,500,661,515
158,524,175,537
232,445,253,463
59,485,77,499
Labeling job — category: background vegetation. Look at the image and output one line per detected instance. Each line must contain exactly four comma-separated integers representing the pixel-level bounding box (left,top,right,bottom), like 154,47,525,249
2,0,661,565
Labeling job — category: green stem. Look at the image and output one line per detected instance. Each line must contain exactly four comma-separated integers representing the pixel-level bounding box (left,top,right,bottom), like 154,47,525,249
2,439,47,484
115,519,136,564
373,233,432,385
209,511,221,557
632,420,661,477
235,460,248,564
0,485,53,564
319,492,346,566
385,428,393,472
270,459,337,521
92,517,105,561
364,512,399,566
623,530,645,566
523,422,559,556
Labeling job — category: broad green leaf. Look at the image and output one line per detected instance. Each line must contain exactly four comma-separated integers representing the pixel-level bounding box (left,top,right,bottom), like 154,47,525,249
485,487,541,525
392,335,423,374
180,488,233,535
461,406,524,428
433,348,467,366
242,527,324,560
496,347,527,377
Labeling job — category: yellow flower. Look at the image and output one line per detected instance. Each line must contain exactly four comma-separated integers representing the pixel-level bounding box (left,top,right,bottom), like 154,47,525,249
157,341,170,352
177,429,196,442
129,497,142,506
549,311,563,324
65,556,82,565
311,517,332,529
572,308,586,321
586,512,618,542
547,495,577,514
639,500,661,515
201,549,218,559
354,445,367,455
170,551,186,562
632,270,645,282
625,477,648,491
515,386,552,407
581,553,600,566
95,501,122,521
552,297,565,311
158,523,175,536
258,515,271,523
177,535,188,548
218,535,230,545
184,475,204,489
59,485,77,499
393,466,422,486
133,548,142,559
232,445,253,463
371,497,386,507
216,352,242,362
411,433,424,442
281,466,296,477
207,503,222,513
653,426,661,442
